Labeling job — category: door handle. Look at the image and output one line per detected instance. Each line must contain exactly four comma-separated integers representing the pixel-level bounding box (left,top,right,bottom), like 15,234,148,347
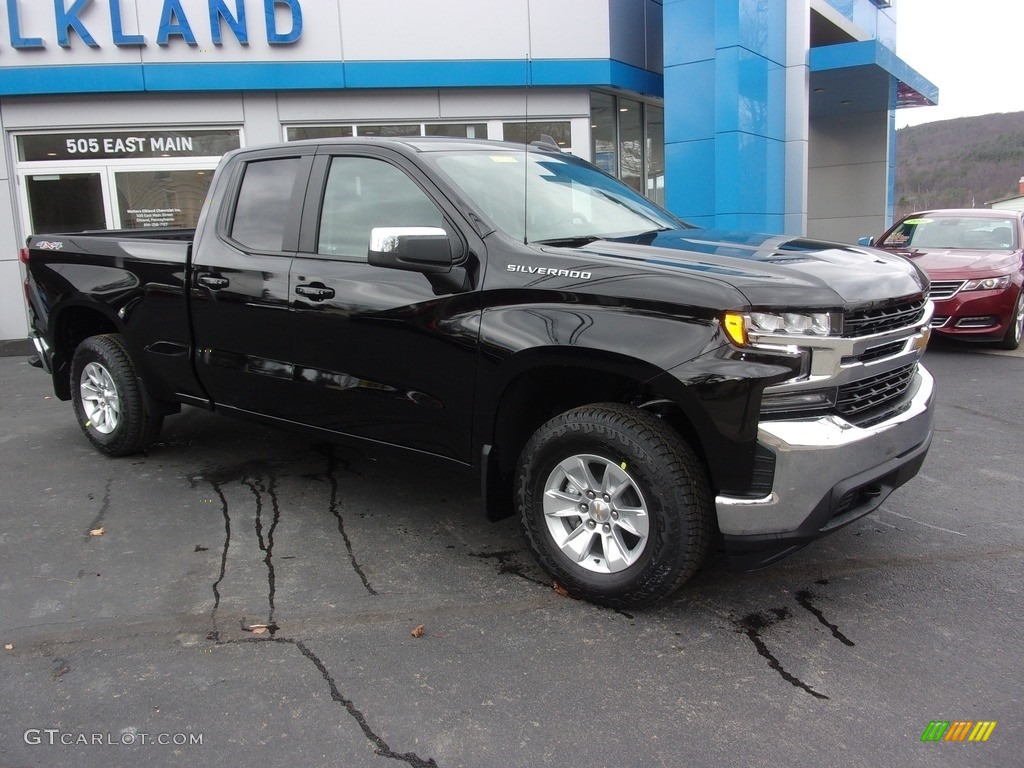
295,283,335,301
198,274,229,289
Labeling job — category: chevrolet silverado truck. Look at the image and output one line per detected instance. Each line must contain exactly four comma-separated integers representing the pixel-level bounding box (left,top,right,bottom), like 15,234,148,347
22,137,935,607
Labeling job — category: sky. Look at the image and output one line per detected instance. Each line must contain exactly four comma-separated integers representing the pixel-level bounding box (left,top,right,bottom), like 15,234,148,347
895,0,1024,128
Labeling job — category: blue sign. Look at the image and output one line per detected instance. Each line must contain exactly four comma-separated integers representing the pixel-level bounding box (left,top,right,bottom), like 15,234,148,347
4,0,303,49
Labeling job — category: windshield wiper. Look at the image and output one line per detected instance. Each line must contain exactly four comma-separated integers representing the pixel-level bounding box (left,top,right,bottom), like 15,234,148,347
534,235,603,248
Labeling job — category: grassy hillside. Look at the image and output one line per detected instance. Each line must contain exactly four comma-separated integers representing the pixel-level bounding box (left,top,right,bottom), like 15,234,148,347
895,111,1024,219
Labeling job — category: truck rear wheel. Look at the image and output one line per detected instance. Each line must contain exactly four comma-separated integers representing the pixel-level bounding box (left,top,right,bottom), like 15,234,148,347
516,403,713,608
71,334,163,456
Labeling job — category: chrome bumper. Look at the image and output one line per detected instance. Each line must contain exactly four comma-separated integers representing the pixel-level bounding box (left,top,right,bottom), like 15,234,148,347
716,365,934,538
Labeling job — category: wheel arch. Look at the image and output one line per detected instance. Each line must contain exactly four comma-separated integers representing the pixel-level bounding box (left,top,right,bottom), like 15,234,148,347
49,302,123,400
479,348,713,521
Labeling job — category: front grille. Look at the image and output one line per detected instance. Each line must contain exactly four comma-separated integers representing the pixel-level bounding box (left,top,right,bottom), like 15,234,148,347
844,298,927,337
857,340,906,363
929,280,965,300
836,363,917,421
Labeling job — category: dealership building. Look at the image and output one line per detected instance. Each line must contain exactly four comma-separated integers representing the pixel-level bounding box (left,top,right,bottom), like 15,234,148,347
0,0,936,342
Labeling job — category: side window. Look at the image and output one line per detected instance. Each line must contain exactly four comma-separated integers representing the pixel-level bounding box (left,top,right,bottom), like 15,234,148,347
230,157,303,251
318,156,444,258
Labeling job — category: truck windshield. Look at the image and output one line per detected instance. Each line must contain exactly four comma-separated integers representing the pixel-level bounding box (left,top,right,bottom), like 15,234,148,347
429,149,683,245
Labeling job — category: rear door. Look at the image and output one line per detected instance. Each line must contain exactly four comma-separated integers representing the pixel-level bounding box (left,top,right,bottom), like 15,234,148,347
190,147,314,416
286,147,482,462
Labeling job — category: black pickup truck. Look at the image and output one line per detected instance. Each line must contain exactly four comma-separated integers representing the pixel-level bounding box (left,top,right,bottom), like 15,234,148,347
22,137,935,607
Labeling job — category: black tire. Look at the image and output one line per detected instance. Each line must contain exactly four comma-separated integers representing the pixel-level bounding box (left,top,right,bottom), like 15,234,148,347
995,290,1023,350
70,334,163,456
516,403,713,608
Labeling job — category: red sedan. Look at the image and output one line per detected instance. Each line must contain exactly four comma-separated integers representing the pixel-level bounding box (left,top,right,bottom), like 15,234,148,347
865,209,1024,350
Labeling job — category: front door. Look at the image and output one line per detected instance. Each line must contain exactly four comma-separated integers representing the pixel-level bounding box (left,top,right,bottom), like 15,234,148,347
287,151,481,462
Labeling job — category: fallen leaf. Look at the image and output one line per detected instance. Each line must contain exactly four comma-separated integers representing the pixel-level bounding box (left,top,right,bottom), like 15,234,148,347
244,623,277,635
89,527,105,537
552,581,571,597
4,643,12,651
411,624,426,638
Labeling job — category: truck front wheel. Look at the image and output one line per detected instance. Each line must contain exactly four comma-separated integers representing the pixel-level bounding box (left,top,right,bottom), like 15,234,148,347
516,403,713,608
71,334,163,456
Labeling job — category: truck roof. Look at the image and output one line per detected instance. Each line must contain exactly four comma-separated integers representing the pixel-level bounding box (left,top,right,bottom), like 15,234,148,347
244,135,561,156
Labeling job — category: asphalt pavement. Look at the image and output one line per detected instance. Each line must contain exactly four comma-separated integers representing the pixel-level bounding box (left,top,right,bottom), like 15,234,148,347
0,339,1021,768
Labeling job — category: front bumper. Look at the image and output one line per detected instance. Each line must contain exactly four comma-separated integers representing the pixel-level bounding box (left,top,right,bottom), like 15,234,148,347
717,365,935,570
931,286,1018,340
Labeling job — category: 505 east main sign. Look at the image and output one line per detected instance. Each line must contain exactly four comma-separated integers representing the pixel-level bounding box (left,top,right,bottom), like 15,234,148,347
2,0,303,49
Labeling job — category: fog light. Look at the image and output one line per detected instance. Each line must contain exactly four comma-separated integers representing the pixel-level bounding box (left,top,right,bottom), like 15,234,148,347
760,389,837,414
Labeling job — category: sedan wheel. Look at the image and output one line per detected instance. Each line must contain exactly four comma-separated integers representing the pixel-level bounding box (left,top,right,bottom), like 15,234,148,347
996,291,1023,350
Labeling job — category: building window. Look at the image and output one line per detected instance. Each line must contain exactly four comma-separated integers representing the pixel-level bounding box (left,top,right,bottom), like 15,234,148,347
501,121,571,148
286,126,354,141
14,129,238,233
286,123,489,142
590,92,664,204
425,123,487,138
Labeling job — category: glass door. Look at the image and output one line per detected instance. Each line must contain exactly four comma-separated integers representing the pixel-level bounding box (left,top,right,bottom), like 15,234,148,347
23,170,112,234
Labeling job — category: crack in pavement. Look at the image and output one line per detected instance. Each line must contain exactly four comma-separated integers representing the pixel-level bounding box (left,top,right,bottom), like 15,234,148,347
84,477,112,539
243,475,282,632
189,456,437,767
735,607,829,700
795,588,855,647
314,444,377,596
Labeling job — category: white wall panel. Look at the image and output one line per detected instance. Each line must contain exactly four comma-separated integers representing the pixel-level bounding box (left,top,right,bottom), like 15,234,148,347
0,261,29,341
340,0,530,61
530,0,610,60
241,93,283,146
0,94,245,130
277,91,442,123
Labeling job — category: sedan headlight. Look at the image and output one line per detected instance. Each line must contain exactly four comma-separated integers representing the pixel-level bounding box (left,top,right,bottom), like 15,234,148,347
962,275,1011,291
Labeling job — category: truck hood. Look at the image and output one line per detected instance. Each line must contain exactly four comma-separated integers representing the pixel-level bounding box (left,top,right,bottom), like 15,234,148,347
578,228,928,308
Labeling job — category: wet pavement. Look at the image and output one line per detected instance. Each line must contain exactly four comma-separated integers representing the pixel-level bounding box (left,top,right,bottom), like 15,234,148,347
0,340,1021,767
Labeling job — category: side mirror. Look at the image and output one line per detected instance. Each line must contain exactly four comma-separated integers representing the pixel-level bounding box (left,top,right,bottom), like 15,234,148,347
368,227,460,274
857,236,875,247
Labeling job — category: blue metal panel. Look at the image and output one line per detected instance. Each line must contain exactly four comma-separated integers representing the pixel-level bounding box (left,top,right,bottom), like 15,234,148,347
0,65,145,94
664,61,715,143
810,39,938,107
531,60,663,98
664,0,715,65
665,139,716,217
714,46,786,139
143,62,344,91
344,60,528,89
0,58,662,96
714,0,786,66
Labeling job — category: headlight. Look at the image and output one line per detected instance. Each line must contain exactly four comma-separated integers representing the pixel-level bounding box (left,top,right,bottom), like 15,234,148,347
723,310,837,347
962,275,1011,291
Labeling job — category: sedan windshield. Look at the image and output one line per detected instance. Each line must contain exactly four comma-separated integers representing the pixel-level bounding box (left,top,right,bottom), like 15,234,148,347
429,148,683,244
883,215,1017,250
